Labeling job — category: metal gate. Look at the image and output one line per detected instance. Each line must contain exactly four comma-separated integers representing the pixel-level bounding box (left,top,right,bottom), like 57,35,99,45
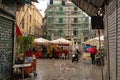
117,0,120,80
106,1,117,80
106,0,120,80
0,15,14,79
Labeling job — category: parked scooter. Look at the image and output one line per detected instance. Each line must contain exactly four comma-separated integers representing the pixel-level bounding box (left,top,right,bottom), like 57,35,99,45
96,54,104,66
95,49,104,66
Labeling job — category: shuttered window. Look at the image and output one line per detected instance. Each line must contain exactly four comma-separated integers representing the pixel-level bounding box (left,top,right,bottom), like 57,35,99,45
59,18,63,23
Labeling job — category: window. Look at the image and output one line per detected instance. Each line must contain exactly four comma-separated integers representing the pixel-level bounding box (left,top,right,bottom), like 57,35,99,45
47,18,51,23
30,15,31,22
50,0,53,5
62,1,65,6
74,7,77,11
59,18,63,23
74,7,78,14
29,27,31,33
59,7,63,11
85,17,89,22
21,19,24,29
59,29,63,33
84,24,89,28
74,18,78,23
73,28,78,36
59,28,63,36
59,7,63,14
54,1,60,4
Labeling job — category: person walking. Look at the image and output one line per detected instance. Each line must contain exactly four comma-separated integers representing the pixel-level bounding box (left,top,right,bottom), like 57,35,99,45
88,46,97,65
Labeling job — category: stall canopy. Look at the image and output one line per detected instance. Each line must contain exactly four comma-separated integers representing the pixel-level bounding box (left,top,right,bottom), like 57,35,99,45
94,36,104,41
50,38,72,45
34,38,50,43
83,36,104,46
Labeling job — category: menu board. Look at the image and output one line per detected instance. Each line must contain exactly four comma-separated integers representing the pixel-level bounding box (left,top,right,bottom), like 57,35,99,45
0,16,13,79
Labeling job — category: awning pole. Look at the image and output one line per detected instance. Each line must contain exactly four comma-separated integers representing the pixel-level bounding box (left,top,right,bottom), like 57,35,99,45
98,29,103,80
98,29,101,49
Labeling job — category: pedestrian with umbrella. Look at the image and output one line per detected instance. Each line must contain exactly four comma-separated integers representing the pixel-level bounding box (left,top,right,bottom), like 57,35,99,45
88,46,97,65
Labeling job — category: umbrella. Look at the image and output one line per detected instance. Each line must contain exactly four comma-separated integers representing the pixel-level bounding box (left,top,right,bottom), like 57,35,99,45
83,36,104,47
88,47,97,54
34,38,50,44
50,38,71,45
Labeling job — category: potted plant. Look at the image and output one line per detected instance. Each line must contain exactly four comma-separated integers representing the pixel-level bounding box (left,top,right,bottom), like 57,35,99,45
16,36,35,64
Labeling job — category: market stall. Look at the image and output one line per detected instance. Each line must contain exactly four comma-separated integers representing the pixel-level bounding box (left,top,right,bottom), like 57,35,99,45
50,38,72,59
83,36,104,48
34,37,50,44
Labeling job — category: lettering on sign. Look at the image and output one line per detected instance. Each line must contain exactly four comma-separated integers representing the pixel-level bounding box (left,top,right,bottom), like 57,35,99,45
0,3,15,15
0,0,2,3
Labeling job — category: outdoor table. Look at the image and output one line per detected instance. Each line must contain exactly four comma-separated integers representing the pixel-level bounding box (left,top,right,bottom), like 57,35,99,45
13,63,31,80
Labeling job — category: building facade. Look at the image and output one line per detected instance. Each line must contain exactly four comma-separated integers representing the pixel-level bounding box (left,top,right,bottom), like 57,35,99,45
0,0,16,79
16,3,43,37
0,0,39,79
45,0,89,44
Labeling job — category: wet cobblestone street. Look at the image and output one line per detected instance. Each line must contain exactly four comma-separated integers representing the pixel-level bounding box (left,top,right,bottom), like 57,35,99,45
34,58,107,80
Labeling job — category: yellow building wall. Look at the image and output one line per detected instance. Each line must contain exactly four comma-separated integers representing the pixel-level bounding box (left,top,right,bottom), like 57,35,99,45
16,3,43,37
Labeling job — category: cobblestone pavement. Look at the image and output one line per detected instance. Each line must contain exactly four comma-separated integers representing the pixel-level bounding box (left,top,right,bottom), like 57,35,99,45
29,58,107,80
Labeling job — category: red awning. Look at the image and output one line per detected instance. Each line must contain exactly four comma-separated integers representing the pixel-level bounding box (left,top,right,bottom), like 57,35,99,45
16,24,22,36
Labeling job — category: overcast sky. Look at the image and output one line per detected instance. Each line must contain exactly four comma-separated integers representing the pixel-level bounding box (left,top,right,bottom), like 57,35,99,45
35,0,49,17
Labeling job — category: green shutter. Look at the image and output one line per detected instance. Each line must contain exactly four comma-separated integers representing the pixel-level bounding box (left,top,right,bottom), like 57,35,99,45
59,7,63,11
0,16,14,79
59,18,63,23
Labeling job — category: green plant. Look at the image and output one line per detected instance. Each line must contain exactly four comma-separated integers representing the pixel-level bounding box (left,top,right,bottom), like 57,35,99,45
17,36,35,53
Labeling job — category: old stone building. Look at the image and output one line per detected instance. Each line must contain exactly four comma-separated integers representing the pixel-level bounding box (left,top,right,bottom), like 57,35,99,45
16,3,43,37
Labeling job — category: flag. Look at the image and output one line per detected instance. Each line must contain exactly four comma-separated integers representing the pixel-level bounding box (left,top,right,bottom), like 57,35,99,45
16,24,22,36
